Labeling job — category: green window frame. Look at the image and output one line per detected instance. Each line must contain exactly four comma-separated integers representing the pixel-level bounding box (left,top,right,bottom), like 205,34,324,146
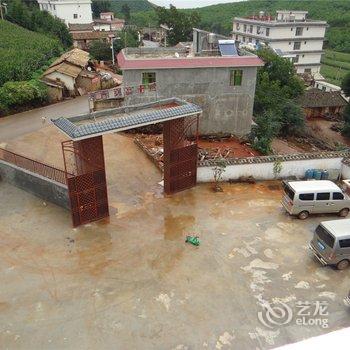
142,72,156,85
230,69,243,86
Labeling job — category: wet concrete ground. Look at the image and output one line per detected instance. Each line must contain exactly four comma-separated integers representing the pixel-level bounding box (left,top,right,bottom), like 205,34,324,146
1,176,350,349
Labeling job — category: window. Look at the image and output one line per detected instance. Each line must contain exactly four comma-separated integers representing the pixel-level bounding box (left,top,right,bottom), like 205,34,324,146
316,225,335,248
283,182,295,200
73,14,78,19
142,72,156,85
242,36,246,42
302,54,305,57
236,23,239,30
230,70,243,86
322,86,326,91
304,41,307,44
304,68,311,73
257,26,261,34
299,193,314,201
292,55,299,63
340,239,350,248
235,34,239,40
266,28,270,36
316,192,330,200
289,42,291,45
296,27,303,36
249,25,253,33
248,37,252,43
333,192,344,200
293,41,301,50
243,24,247,32
256,39,260,44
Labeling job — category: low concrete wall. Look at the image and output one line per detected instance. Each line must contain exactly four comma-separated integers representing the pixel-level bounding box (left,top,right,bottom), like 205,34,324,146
197,151,350,182
342,159,350,179
0,160,69,209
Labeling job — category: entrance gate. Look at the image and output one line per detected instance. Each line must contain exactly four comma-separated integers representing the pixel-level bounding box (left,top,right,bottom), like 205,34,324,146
52,98,202,227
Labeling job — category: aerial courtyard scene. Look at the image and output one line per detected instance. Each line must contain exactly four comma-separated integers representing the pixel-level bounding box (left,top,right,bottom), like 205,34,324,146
1,0,350,349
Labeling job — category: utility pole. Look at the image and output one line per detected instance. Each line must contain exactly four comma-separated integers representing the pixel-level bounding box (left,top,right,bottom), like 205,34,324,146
0,1,4,20
0,1,7,20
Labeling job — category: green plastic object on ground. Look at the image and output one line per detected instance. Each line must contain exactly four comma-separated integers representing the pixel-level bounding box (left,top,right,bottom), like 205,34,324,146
186,236,200,246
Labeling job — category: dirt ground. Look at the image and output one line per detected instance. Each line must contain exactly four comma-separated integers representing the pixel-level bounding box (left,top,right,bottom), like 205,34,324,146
1,155,350,349
307,118,350,148
2,124,350,349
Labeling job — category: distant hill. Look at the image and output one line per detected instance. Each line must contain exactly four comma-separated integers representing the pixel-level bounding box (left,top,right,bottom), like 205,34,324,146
111,0,155,14
130,0,350,53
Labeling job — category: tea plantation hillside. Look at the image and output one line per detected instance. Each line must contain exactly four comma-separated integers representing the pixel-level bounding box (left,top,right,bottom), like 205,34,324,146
0,20,62,86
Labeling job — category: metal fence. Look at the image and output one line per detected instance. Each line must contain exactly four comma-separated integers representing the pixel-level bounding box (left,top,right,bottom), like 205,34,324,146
0,148,67,185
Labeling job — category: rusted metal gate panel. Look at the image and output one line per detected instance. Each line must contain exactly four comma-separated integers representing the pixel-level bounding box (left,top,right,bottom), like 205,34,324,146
163,116,199,194
62,136,109,227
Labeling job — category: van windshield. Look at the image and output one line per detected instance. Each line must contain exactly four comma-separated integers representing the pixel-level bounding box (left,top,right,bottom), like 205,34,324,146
316,225,335,248
283,182,295,200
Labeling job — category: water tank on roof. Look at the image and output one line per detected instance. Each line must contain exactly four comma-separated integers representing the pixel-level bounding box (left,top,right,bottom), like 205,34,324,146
208,33,216,44
259,11,265,18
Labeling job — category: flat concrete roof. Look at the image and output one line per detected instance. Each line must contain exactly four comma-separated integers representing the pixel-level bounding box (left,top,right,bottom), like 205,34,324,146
117,47,264,70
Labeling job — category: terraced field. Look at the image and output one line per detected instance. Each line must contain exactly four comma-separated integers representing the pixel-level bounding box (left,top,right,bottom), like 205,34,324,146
321,50,350,85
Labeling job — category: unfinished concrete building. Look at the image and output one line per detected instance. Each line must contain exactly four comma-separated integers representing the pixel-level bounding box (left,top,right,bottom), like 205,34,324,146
117,29,263,137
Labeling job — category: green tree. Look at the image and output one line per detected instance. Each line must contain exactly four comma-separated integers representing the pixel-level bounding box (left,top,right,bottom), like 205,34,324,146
341,72,350,97
252,48,305,153
89,41,111,61
92,0,111,18
251,112,280,155
121,4,131,23
276,101,305,137
155,5,200,46
113,29,139,52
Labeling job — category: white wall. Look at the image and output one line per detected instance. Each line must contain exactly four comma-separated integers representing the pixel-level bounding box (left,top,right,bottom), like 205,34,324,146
197,157,344,182
342,163,350,179
38,0,92,25
45,72,75,91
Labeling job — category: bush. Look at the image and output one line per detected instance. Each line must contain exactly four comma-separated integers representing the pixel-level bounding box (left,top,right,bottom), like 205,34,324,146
251,112,280,155
0,80,48,111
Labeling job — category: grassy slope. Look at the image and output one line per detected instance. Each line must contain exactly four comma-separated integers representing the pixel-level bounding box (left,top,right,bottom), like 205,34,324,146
0,20,62,86
321,50,350,85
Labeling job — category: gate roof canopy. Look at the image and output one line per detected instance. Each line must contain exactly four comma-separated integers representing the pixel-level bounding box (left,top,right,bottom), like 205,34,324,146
51,98,202,141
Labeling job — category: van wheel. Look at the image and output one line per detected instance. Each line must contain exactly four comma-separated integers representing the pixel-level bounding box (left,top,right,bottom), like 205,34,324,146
337,259,350,270
298,211,309,220
339,208,349,217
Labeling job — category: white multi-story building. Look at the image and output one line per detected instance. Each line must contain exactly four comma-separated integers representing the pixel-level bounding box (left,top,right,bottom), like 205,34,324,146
232,10,328,74
37,0,93,25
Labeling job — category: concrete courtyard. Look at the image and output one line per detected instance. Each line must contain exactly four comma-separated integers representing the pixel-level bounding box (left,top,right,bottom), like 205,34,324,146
1,110,350,349
1,157,350,349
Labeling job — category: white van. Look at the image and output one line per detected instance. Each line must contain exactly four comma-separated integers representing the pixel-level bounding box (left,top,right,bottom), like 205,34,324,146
282,180,350,219
309,219,350,269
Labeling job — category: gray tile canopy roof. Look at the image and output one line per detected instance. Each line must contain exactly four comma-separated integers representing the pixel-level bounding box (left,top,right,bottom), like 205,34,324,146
51,98,202,140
